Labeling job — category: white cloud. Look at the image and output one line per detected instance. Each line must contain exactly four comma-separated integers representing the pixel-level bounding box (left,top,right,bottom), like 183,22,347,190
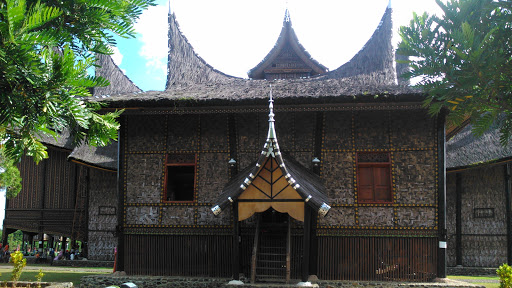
110,46,124,66
134,5,168,76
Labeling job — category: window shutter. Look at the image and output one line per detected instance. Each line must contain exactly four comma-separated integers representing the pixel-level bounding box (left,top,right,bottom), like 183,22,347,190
358,166,374,202
373,166,391,202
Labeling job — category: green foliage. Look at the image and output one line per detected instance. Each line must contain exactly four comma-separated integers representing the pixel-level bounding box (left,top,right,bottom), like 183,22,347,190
497,263,512,288
397,0,512,144
9,251,26,283
0,148,21,198
0,0,154,165
35,269,44,288
7,230,22,249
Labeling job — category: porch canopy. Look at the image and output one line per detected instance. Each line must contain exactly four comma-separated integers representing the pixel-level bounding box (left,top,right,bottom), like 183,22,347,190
211,94,330,222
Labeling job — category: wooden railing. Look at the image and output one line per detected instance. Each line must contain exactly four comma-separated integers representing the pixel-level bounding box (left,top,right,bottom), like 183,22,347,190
250,217,260,283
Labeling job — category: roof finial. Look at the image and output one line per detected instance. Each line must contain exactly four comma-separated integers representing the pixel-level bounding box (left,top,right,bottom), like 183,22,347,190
268,85,275,123
168,0,171,15
267,85,276,141
284,8,290,22
387,0,391,9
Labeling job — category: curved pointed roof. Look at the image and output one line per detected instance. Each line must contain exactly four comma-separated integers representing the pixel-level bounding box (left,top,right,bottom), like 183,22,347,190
318,5,395,84
93,54,142,96
247,10,328,80
165,11,238,89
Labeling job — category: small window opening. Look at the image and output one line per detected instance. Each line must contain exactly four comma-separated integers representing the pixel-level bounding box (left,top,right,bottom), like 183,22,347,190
164,154,196,202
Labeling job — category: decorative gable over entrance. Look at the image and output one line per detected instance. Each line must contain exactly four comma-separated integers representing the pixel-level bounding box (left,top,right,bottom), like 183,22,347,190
247,10,328,80
211,92,331,221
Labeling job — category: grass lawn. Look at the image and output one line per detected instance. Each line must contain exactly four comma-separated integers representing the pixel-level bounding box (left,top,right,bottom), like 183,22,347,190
448,275,500,288
0,269,110,286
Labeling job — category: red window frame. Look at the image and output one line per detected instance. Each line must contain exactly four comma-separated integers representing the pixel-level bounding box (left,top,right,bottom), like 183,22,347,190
163,154,197,204
356,152,393,204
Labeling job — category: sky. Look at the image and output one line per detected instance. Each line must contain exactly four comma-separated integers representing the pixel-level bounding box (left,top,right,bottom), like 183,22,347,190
113,0,445,92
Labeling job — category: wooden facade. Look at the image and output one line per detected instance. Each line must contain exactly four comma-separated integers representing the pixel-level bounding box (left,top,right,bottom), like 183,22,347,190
3,141,119,261
446,121,512,267
115,104,442,281
3,148,88,242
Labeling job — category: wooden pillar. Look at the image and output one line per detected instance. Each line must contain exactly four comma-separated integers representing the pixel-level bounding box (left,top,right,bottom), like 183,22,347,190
116,125,125,271
437,112,447,278
28,234,34,251
505,163,512,265
309,111,323,276
302,205,311,282
61,237,67,251
309,211,318,276
232,201,240,280
38,233,44,252
455,173,462,266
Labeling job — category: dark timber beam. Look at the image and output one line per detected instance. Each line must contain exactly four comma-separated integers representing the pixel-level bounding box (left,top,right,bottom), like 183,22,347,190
455,173,462,266
232,201,240,280
437,112,447,278
116,119,125,271
505,163,512,265
302,205,311,282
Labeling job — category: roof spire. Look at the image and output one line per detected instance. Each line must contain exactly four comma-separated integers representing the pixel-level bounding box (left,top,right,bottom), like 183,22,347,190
284,8,290,22
267,86,276,141
387,0,391,9
168,0,171,15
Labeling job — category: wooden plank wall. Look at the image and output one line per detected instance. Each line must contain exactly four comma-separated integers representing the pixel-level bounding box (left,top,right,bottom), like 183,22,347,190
6,148,87,239
124,234,436,281
124,234,232,277
317,236,437,281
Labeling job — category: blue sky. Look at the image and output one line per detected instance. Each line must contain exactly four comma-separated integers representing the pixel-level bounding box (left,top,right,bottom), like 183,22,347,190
112,0,444,92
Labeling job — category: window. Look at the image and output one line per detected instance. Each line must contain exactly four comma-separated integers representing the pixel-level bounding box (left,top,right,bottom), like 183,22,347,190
356,152,392,203
164,154,196,202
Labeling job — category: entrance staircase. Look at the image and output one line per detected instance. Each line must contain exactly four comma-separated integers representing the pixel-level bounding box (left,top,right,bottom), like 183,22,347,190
251,216,291,283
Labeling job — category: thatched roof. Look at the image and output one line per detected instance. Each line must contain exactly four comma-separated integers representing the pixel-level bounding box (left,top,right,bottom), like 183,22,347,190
165,11,238,88
247,10,328,79
93,76,423,109
161,4,401,93
37,128,117,171
76,4,424,171
318,5,395,85
37,129,74,151
447,120,512,169
68,141,117,171
93,54,142,96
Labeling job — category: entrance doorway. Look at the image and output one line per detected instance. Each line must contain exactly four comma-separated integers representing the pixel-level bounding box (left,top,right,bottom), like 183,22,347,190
253,208,290,283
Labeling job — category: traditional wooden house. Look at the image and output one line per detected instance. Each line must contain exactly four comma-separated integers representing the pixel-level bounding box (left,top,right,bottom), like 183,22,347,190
83,4,446,282
4,3,448,283
446,120,512,268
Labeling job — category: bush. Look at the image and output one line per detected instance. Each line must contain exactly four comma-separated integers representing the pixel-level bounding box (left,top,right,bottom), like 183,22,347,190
9,251,26,284
497,263,512,288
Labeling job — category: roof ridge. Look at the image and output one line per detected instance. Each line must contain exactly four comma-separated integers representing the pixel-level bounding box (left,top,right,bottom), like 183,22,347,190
93,54,142,97
165,11,239,89
317,5,395,84
247,9,328,79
